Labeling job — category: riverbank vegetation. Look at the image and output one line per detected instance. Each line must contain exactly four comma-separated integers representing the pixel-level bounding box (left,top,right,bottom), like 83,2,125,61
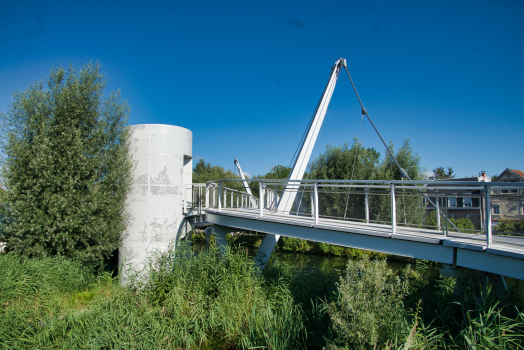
2,243,523,349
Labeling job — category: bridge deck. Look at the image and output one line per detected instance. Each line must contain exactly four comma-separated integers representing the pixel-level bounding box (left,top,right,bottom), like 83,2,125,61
204,207,524,261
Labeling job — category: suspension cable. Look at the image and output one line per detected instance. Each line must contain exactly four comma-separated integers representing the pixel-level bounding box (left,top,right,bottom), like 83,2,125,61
343,113,364,219
343,67,409,179
342,65,461,232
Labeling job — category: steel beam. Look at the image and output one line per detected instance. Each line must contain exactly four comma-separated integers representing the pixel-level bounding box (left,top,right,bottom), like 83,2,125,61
206,212,455,264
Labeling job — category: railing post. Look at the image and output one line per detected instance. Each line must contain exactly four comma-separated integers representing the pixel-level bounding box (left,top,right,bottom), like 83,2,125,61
218,182,222,212
310,186,315,218
236,192,239,208
205,183,210,209
274,185,278,212
485,184,492,247
314,182,319,224
259,181,264,217
390,183,396,235
436,193,441,231
444,195,448,237
241,194,244,208
231,191,233,209
365,188,369,224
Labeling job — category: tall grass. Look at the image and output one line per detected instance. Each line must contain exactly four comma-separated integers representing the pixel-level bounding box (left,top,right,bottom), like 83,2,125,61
1,244,523,349
0,244,306,349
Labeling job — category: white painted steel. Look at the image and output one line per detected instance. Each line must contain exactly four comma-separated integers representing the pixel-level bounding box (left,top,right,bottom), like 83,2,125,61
259,182,264,217
436,194,441,231
203,178,524,270
365,188,369,223
485,184,492,247
121,124,192,283
277,58,346,213
218,183,222,212
314,183,319,224
234,158,256,207
390,183,396,235
255,58,346,267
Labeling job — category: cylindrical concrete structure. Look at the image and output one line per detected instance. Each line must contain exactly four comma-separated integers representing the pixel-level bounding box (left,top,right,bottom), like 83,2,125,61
120,124,192,280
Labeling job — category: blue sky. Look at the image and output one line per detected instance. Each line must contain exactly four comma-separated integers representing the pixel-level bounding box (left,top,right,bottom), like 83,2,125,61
1,0,523,178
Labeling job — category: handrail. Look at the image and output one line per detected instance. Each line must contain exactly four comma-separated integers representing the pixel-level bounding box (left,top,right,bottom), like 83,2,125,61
200,178,524,250
206,178,524,187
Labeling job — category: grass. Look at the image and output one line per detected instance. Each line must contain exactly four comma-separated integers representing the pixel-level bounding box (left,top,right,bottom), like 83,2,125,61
1,242,523,349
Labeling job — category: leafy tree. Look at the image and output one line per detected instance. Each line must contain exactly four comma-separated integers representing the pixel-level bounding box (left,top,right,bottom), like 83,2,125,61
308,139,381,219
430,166,455,180
193,159,239,187
306,138,424,226
0,184,7,236
261,165,291,180
371,139,425,225
0,62,133,263
251,165,292,197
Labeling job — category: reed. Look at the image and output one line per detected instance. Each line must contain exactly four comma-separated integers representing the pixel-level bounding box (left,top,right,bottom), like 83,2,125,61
1,243,523,349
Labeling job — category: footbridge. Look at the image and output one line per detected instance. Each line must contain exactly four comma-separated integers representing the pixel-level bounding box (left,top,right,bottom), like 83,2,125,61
186,179,524,281
183,57,524,282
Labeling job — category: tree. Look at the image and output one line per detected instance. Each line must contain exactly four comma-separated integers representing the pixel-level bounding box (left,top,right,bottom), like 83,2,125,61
0,62,133,263
308,140,381,219
261,165,291,180
193,159,239,186
307,138,424,226
430,166,455,180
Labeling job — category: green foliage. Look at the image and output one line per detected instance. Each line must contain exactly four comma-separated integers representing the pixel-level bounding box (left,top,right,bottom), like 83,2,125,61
425,211,477,232
261,165,291,180
325,256,411,349
309,139,381,181
0,245,307,349
0,62,133,264
0,253,95,303
308,139,425,226
193,158,239,186
496,219,524,234
430,166,455,179
281,236,312,252
2,249,524,349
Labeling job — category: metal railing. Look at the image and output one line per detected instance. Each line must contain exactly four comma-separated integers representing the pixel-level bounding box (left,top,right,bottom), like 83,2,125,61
200,179,524,249
184,183,259,216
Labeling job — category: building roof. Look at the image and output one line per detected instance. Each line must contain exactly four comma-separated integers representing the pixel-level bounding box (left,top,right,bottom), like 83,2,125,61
511,169,524,179
497,168,524,181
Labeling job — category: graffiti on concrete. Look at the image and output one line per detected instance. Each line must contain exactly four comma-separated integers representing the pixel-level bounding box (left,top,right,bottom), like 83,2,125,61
134,166,178,196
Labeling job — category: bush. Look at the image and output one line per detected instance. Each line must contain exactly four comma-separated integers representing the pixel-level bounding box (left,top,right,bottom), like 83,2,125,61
281,236,311,253
496,219,524,234
325,256,410,349
0,62,133,263
426,211,476,233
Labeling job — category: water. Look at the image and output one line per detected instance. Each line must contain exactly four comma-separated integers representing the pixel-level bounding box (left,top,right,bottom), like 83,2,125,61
265,251,413,304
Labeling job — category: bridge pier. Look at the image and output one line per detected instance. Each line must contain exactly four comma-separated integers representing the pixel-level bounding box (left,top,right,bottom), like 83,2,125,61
256,233,280,268
205,225,230,253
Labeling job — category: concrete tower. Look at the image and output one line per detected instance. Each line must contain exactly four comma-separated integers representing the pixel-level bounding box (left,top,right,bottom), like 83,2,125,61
120,124,192,280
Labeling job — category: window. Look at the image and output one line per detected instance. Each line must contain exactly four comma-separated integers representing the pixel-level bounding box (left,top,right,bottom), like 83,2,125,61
448,197,457,207
502,180,518,194
493,205,500,215
463,197,472,207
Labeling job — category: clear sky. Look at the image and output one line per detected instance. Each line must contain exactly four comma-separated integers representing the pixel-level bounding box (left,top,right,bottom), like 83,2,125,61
1,0,523,179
